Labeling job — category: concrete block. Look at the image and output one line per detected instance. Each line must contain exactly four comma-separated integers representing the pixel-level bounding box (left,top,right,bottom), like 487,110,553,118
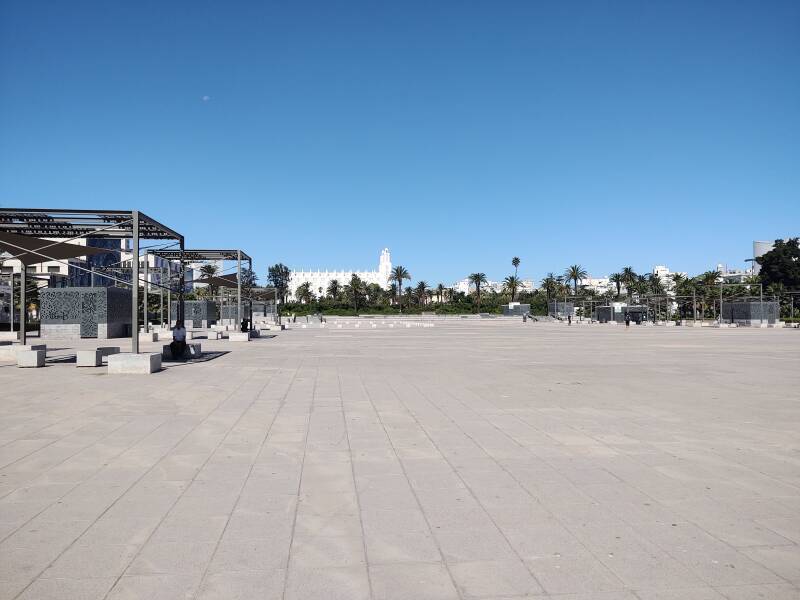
76,350,103,367
206,331,221,340
17,350,45,368
108,352,161,374
138,332,158,342
162,343,202,360
0,343,47,361
98,346,121,357
227,332,250,341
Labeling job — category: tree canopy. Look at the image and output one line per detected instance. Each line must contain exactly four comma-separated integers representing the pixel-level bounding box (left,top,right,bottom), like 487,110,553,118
757,238,800,289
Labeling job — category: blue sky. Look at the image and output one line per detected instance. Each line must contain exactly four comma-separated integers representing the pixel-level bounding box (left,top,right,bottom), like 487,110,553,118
1,1,798,285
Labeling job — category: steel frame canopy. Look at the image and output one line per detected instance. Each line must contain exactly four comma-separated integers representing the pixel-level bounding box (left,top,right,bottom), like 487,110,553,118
150,249,252,331
0,208,184,352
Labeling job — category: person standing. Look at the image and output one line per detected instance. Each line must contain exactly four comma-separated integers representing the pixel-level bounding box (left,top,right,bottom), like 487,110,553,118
625,313,631,328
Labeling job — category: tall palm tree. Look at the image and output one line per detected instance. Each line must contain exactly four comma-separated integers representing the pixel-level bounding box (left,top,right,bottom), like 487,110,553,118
415,281,429,305
390,266,411,312
435,283,445,303
648,273,665,295
621,266,637,300
295,281,314,304
511,257,521,299
564,264,588,296
609,273,623,298
503,275,520,300
199,263,219,298
345,274,366,313
541,273,563,303
468,273,488,313
326,279,341,301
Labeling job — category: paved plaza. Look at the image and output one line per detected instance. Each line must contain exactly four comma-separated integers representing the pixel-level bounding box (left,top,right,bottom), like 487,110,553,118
1,321,799,599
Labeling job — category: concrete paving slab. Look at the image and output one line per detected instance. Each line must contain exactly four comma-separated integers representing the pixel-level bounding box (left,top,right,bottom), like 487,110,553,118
0,322,798,599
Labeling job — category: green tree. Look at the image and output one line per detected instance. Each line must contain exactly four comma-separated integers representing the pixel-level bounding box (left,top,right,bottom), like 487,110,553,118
503,275,521,300
344,274,366,313
390,265,411,312
621,266,637,300
468,273,488,313
326,279,341,301
511,257,521,299
435,283,445,303
267,263,291,304
198,263,219,298
295,281,314,304
415,281,429,305
564,264,588,296
757,238,800,289
609,273,623,298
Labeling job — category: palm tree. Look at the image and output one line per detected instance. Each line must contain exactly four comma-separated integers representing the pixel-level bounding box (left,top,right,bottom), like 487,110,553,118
609,273,623,298
648,273,665,295
541,273,562,303
435,283,445,304
415,281,429,305
199,263,219,298
511,257,521,299
345,274,366,313
390,266,411,312
503,275,521,300
388,282,397,303
326,279,341,301
468,273,488,313
621,266,637,300
564,265,588,296
295,281,314,304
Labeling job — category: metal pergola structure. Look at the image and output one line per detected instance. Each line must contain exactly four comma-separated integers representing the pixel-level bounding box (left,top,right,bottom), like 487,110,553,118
150,249,252,331
0,208,183,352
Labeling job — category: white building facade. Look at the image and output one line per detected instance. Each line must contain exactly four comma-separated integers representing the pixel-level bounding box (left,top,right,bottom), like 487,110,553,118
289,248,392,301
450,277,535,295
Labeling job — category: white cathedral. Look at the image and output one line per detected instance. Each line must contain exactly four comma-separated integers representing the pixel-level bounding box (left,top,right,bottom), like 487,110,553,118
288,248,392,301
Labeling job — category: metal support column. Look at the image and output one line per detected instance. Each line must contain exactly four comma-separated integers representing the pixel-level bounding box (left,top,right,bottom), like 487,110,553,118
19,266,26,344
178,242,185,325
160,266,164,326
9,271,14,332
131,211,139,353
143,251,149,333
248,258,253,328
237,250,242,327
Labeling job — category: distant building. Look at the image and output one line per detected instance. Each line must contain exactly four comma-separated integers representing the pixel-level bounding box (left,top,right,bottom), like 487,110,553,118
288,248,392,301
752,240,775,275
450,277,535,296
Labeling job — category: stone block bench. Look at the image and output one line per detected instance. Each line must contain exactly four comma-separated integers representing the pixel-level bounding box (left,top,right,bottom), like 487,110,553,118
162,343,202,360
206,331,221,340
107,352,162,374
227,332,250,342
0,343,46,362
77,346,121,367
138,332,159,342
17,350,45,368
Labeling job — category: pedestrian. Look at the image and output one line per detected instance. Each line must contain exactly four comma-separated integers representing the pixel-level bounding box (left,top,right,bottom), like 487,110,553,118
625,313,631,328
568,314,572,326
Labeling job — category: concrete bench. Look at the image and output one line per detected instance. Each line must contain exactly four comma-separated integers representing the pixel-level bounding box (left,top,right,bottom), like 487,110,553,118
206,331,221,340
77,346,121,367
162,342,202,360
17,350,45,368
0,343,46,361
108,352,162,374
138,332,158,342
227,332,250,341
